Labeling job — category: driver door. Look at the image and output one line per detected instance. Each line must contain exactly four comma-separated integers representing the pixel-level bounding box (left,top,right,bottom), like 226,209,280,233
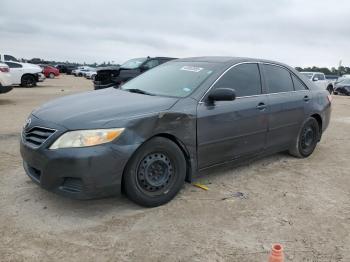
197,63,268,169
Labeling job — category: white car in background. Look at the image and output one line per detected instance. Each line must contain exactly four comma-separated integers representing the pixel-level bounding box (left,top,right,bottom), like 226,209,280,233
4,61,43,87
84,69,97,80
300,72,334,94
72,66,95,77
0,63,13,94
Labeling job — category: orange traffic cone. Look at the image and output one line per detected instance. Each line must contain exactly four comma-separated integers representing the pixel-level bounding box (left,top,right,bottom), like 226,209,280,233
268,243,284,262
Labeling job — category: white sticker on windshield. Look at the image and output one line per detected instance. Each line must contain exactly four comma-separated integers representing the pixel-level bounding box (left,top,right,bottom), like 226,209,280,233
180,66,203,72
183,87,191,92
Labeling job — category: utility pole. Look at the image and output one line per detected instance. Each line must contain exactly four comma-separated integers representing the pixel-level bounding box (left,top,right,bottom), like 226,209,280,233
338,60,342,76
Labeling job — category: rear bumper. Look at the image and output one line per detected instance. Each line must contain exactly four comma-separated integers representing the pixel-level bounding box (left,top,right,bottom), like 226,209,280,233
0,73,12,86
0,85,13,94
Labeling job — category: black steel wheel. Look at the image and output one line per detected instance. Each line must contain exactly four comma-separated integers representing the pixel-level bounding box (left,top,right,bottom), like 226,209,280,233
289,118,320,158
124,137,186,207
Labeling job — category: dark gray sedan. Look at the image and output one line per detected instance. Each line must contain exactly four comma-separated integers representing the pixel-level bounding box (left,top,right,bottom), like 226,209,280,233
20,57,332,207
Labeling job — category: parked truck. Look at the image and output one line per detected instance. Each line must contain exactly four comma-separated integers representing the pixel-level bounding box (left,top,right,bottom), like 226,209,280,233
300,72,334,94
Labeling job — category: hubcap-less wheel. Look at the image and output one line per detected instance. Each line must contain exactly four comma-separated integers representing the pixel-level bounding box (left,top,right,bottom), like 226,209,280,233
301,126,315,150
137,153,174,195
22,75,36,87
124,137,186,207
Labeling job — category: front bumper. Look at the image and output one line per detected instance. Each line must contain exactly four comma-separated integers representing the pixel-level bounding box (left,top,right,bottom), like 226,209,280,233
20,119,136,199
93,82,117,90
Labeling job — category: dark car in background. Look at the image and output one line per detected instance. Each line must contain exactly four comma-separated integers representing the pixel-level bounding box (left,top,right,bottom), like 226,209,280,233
93,56,176,90
334,78,350,96
55,64,77,75
20,57,331,207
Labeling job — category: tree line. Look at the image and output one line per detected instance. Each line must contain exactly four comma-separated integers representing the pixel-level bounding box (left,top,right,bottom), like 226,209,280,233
295,66,350,76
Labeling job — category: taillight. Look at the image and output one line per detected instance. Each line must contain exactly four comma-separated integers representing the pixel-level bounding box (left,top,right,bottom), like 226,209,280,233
0,66,9,73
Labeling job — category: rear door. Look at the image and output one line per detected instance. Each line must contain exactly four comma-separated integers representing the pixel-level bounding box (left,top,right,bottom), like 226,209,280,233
262,64,308,150
5,62,23,85
197,63,268,168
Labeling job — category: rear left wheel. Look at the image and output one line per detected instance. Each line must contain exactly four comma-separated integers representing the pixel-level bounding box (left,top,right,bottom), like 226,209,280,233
289,118,320,158
21,75,36,88
123,137,186,207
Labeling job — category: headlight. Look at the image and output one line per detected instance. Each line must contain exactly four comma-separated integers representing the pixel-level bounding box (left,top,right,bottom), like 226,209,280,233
49,128,124,149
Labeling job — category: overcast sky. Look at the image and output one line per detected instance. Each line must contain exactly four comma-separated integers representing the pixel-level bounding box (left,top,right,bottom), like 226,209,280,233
0,0,349,67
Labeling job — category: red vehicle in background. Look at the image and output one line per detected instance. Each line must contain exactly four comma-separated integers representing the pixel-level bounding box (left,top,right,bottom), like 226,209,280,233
40,65,60,78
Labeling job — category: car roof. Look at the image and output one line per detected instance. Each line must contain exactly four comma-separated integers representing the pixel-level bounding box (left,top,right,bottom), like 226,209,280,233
173,56,293,67
301,71,323,74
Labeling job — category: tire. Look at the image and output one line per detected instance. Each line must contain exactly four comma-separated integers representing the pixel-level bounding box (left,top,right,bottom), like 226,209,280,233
21,75,36,88
49,73,55,79
91,74,96,81
124,137,186,207
333,91,338,95
327,85,333,94
289,118,320,158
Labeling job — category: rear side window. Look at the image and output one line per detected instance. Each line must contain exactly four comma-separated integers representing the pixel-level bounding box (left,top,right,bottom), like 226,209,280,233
264,64,294,93
213,63,262,97
292,75,308,91
5,62,22,68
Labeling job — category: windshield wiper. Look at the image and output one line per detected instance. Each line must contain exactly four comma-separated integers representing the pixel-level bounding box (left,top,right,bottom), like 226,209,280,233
125,88,155,96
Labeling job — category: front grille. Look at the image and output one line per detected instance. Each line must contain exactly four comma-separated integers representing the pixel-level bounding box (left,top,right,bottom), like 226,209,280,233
60,178,83,193
23,126,56,147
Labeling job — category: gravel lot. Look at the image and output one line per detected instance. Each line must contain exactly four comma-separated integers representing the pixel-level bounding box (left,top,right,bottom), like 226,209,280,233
0,75,349,262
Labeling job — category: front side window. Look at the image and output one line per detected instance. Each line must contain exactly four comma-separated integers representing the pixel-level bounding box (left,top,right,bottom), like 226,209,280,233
121,62,215,97
316,74,325,80
212,63,262,97
264,64,294,93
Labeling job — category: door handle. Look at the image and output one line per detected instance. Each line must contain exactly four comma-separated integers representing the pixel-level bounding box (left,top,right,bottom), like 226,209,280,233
256,102,266,110
303,95,310,102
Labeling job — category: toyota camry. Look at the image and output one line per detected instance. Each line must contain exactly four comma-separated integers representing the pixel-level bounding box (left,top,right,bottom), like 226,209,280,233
20,57,331,207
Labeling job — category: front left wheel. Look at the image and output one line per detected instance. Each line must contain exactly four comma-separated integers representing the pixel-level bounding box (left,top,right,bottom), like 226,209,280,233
123,137,186,207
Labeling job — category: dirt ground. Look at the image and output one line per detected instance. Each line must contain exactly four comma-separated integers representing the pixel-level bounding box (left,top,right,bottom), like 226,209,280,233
0,75,349,262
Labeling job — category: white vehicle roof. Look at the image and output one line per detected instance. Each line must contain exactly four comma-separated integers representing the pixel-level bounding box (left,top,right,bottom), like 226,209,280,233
301,72,324,75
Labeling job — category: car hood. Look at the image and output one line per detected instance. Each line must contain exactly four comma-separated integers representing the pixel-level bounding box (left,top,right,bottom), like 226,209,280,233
32,88,179,130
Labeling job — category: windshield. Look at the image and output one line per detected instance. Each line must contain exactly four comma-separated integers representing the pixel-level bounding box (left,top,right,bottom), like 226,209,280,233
121,58,147,69
300,72,313,79
121,62,216,97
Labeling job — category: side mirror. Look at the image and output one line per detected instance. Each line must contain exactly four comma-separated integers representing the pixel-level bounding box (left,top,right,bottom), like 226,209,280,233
208,88,236,102
313,77,319,81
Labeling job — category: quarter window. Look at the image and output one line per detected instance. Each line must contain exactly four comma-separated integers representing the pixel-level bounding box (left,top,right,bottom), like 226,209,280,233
264,64,294,93
212,63,262,97
292,75,308,91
